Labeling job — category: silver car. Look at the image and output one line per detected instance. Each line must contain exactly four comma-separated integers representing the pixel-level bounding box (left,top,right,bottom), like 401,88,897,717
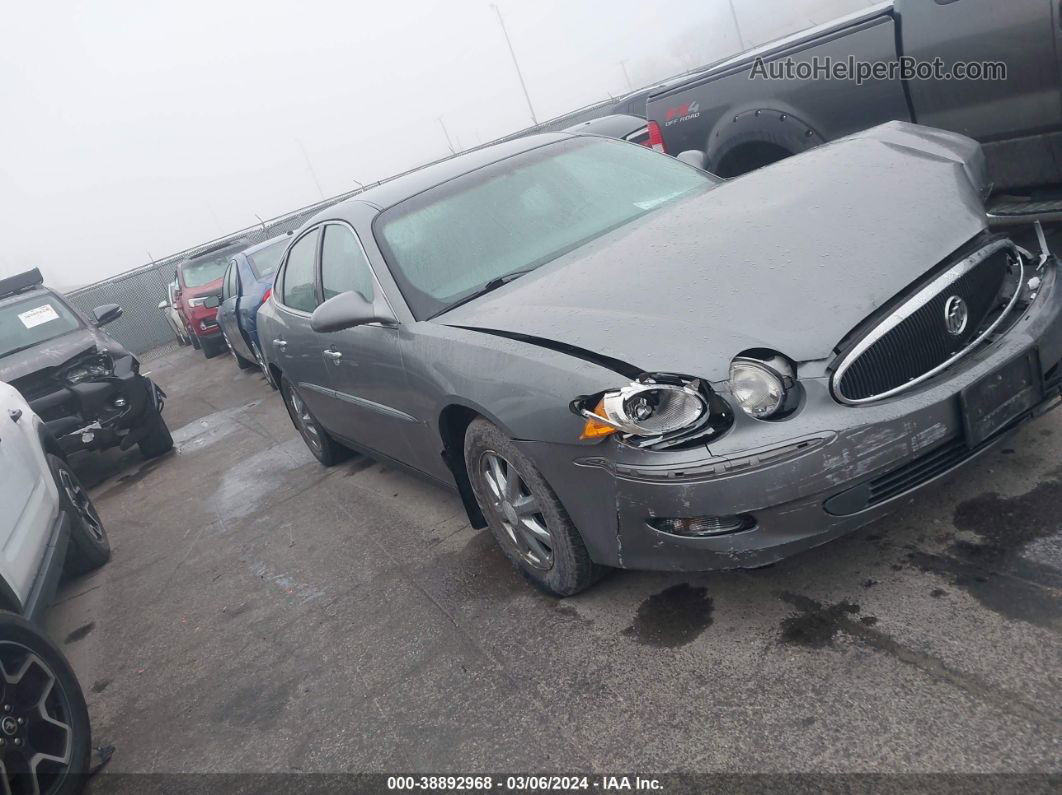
257,122,1062,596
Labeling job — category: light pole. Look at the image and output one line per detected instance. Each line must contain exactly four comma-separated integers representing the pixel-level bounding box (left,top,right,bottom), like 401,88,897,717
619,60,633,92
295,138,326,201
490,3,538,126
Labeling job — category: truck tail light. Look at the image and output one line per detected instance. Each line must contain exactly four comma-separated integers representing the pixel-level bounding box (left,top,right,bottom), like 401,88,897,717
646,120,666,154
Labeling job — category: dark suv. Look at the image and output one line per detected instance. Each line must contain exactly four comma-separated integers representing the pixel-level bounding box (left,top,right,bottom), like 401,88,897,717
0,268,172,459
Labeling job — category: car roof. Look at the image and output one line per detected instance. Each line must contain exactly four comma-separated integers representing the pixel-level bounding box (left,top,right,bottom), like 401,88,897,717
312,132,573,219
241,234,292,258
563,114,646,138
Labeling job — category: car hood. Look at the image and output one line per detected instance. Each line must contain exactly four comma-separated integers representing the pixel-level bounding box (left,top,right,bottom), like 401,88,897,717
0,328,105,384
439,125,988,381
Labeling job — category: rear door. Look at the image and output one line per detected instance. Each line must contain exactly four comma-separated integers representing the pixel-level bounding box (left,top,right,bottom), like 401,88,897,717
311,222,416,461
270,228,333,418
218,260,240,354
0,384,54,607
899,0,1061,139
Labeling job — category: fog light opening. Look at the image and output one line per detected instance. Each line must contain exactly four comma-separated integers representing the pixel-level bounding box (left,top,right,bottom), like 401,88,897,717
112,397,128,408
648,514,755,538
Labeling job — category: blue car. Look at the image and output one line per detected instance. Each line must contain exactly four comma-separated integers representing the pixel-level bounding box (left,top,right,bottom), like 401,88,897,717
218,234,291,374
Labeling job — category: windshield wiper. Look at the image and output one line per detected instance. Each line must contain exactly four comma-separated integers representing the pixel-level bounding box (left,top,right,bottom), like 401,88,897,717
430,269,536,319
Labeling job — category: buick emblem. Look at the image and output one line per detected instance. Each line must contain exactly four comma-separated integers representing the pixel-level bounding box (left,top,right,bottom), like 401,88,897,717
943,295,968,336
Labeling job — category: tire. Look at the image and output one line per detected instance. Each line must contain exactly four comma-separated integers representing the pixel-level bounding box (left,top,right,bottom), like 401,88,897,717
189,332,201,351
463,418,605,597
48,455,111,577
137,414,173,459
201,336,223,359
0,611,92,795
280,376,346,466
231,345,254,370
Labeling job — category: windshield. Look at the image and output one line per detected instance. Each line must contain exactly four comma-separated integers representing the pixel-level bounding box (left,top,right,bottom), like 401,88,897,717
0,293,83,358
247,239,288,279
181,252,239,288
376,137,715,319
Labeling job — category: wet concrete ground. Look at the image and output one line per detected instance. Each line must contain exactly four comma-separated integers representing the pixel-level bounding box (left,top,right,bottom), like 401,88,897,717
46,343,1061,775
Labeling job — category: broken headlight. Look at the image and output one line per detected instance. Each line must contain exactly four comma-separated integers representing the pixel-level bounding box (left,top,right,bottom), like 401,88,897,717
572,374,732,450
63,354,114,385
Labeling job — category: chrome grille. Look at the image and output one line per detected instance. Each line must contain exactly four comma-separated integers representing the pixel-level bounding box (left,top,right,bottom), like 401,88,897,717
833,240,1025,404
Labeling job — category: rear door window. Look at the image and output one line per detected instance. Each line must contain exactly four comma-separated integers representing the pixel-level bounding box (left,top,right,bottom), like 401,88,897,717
280,229,320,312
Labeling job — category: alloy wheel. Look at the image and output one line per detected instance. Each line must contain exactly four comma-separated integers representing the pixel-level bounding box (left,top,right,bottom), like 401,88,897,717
56,470,104,543
479,451,554,571
287,388,322,454
0,642,74,795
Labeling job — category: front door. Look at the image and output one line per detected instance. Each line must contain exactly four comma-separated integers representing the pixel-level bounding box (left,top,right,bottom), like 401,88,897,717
311,223,417,462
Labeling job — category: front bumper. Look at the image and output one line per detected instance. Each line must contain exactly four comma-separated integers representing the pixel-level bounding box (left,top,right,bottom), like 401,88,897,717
30,365,165,454
522,263,1062,572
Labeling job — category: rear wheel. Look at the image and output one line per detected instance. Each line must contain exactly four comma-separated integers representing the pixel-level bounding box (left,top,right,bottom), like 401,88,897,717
0,611,92,795
47,455,110,577
137,414,173,459
281,376,346,466
189,332,201,351
201,335,223,359
464,419,604,597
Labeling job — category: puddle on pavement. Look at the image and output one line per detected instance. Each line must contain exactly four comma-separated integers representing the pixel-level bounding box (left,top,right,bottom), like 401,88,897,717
212,437,320,522
622,583,713,648
779,597,861,648
904,473,1062,630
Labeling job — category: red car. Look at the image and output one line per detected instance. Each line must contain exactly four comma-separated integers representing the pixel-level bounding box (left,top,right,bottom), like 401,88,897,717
174,240,249,358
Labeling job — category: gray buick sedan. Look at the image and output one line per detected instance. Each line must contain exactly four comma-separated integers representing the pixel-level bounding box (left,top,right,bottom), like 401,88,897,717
256,122,1062,596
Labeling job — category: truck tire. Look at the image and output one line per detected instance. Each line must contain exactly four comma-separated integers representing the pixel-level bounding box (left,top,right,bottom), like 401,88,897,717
708,109,824,178
463,418,606,597
0,611,92,795
48,454,111,577
202,336,223,359
189,332,201,351
138,414,173,459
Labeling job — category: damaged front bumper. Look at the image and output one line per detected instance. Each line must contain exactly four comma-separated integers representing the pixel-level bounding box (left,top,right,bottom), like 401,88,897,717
521,260,1062,572
30,358,166,455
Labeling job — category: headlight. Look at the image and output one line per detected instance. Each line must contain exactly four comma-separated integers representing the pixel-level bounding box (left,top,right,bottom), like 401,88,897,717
572,374,732,449
729,355,795,419
64,354,114,385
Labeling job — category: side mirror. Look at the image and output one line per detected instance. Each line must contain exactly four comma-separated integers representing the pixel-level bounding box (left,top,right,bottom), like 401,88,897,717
677,150,708,170
311,291,396,333
92,304,123,326
157,300,168,310
202,295,221,309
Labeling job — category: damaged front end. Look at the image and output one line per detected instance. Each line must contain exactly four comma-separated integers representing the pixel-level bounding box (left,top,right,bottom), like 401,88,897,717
12,348,165,455
571,373,733,451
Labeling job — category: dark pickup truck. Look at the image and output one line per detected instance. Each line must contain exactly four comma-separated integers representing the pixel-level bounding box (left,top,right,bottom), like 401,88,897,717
645,0,1062,219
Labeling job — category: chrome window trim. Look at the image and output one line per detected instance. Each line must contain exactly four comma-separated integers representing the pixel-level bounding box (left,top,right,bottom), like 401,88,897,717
833,239,1027,405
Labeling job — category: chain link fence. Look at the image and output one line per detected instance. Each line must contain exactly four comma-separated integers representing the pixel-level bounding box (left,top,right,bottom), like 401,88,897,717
63,96,624,354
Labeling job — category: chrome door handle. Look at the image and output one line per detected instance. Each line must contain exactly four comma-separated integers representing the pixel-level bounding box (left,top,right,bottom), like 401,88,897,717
323,349,342,360
8,409,21,423
273,339,287,348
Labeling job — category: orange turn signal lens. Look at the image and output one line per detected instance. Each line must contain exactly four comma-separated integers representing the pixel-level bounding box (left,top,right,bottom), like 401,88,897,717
580,398,617,440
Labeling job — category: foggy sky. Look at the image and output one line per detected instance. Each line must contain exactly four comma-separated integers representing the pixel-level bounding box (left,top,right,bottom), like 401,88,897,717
0,0,876,288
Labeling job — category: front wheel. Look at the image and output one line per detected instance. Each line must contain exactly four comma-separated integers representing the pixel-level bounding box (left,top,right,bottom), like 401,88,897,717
464,418,605,597
0,612,92,795
48,455,111,577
